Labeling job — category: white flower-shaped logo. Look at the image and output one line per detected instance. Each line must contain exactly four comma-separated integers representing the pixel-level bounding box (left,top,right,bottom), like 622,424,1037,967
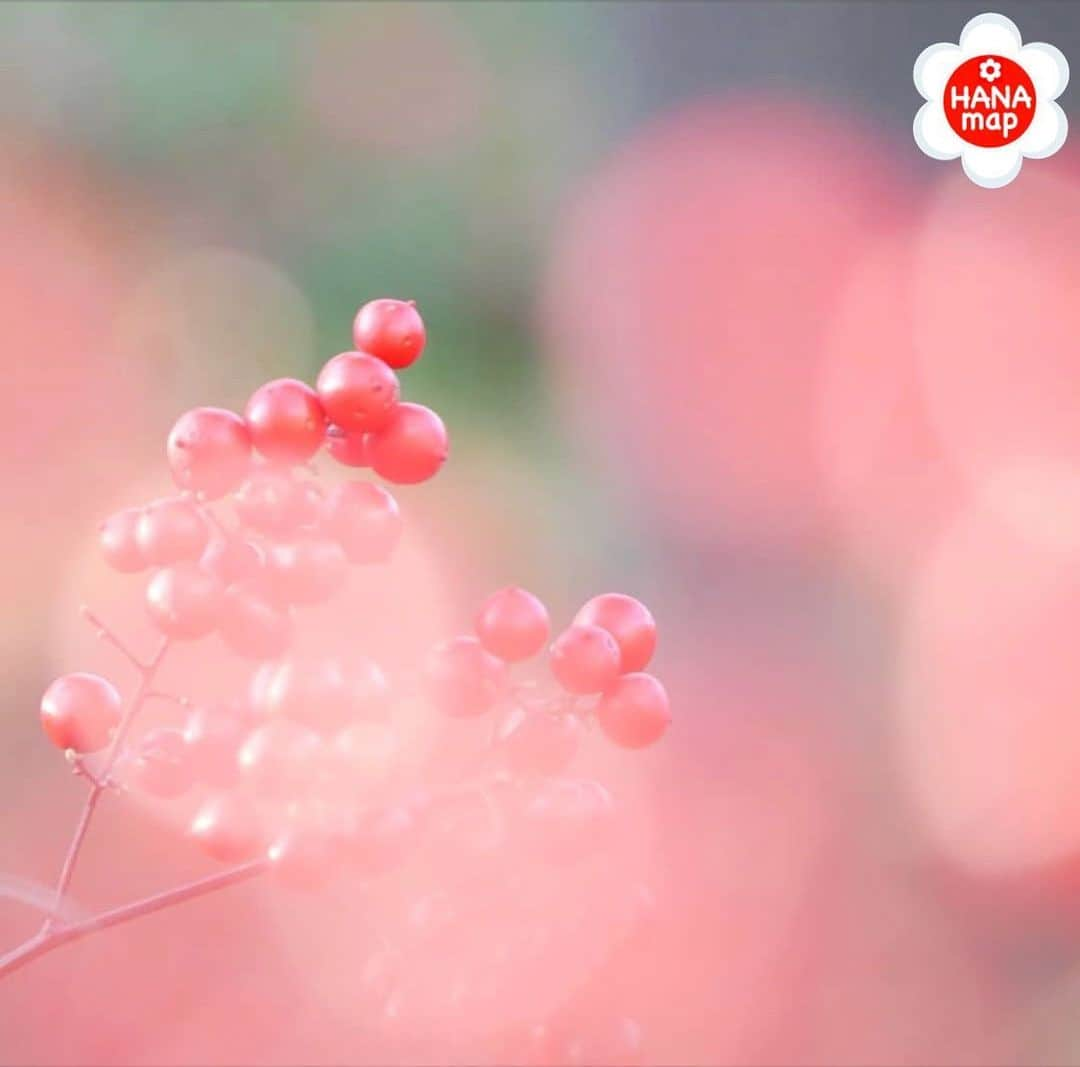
914,12,1069,188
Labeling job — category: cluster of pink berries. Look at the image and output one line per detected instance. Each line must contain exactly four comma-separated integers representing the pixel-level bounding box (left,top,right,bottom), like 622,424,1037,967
28,299,669,1046
427,587,670,757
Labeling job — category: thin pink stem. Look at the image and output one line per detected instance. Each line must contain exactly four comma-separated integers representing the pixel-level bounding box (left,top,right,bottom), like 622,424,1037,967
42,636,170,931
0,859,268,980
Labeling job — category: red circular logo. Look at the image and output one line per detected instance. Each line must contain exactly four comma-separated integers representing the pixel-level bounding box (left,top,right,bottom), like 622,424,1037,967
944,54,1036,147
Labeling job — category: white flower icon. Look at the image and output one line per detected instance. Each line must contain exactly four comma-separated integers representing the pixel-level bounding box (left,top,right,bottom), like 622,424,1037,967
914,12,1069,188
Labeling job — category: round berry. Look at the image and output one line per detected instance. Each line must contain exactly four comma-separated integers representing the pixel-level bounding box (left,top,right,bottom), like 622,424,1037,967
237,719,322,797
99,508,147,573
322,481,403,564
496,705,581,776
234,468,308,537
595,672,671,749
352,298,426,370
367,402,448,485
135,498,209,566
574,593,656,673
549,624,621,694
475,586,550,662
326,428,371,468
183,703,247,787
145,562,224,640
123,727,194,799
201,535,264,587
218,586,293,660
317,351,401,434
190,793,264,864
264,536,348,605
40,672,122,753
166,407,252,500
424,636,506,717
244,378,327,464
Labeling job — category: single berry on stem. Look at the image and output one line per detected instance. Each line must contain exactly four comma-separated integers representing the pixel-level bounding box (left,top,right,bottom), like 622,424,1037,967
353,298,426,370
475,586,550,662
166,407,252,500
317,351,401,433
99,508,148,573
595,672,670,749
136,498,209,566
190,792,264,864
244,378,327,464
367,402,448,485
40,673,123,753
574,593,656,673
145,562,224,640
549,624,622,695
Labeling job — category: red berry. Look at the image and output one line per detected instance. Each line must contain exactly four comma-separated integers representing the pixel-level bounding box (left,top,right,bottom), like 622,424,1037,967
218,586,293,660
40,672,122,753
574,594,656,673
424,636,506,717
201,535,264,587
595,672,670,749
183,703,247,787
317,351,401,434
234,468,308,536
352,298,426,370
190,793,264,864
326,428,371,467
244,378,327,464
264,536,348,605
322,481,402,564
123,727,194,799
549,624,621,694
237,719,322,797
496,705,581,776
475,586,550,662
99,508,147,573
135,498,209,566
367,402,448,485
166,407,252,500
145,562,224,640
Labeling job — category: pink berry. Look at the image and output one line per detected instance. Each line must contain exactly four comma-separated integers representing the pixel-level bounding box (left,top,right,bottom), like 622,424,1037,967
352,298,426,369
424,636,506,717
124,727,194,799
549,624,621,694
244,378,327,464
190,792,264,863
166,407,252,499
574,594,657,673
475,586,550,662
595,672,671,749
40,673,122,753
99,508,148,573
367,402,448,485
145,562,224,640
317,351,401,433
135,498,209,566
